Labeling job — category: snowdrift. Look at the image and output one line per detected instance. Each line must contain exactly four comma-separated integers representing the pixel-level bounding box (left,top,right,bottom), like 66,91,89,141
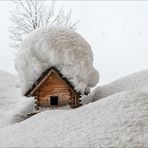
0,71,34,128
0,90,148,147
83,69,148,103
15,26,99,95
1,68,148,147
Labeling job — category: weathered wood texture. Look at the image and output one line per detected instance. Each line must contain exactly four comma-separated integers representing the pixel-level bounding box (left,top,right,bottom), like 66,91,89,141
35,72,80,107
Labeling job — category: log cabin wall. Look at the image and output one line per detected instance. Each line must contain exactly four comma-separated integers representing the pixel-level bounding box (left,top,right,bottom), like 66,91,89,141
34,72,79,107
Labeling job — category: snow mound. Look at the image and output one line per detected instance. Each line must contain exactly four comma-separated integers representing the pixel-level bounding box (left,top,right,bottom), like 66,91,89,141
0,71,24,114
83,69,148,104
15,26,99,95
0,71,34,128
0,90,148,147
94,69,148,99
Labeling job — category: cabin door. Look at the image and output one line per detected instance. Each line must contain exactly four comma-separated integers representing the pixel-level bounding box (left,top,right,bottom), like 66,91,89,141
50,96,58,105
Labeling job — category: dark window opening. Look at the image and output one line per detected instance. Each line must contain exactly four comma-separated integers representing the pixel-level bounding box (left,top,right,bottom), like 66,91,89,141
50,96,58,105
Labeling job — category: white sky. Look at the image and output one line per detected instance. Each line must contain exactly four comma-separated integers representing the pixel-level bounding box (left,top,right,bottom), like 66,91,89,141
0,1,148,85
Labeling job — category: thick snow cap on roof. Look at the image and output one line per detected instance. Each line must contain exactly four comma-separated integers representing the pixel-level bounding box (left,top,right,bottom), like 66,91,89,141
15,26,99,95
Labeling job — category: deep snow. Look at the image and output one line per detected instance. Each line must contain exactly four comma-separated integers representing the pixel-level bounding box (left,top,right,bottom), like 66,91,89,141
0,90,148,147
0,71,34,128
15,26,99,95
1,69,148,147
82,69,148,104
95,69,148,99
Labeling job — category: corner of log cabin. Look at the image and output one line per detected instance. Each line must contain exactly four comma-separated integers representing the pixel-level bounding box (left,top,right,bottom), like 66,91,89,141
32,70,80,108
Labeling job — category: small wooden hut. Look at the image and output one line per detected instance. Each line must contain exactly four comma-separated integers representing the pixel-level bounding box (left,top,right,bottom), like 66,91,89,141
25,67,81,109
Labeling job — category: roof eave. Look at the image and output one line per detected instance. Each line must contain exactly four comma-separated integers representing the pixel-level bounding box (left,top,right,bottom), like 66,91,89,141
24,66,81,97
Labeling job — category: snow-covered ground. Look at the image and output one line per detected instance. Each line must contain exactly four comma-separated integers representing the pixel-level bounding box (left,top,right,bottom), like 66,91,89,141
0,90,148,147
0,69,148,147
82,69,148,104
0,71,34,129
95,69,148,98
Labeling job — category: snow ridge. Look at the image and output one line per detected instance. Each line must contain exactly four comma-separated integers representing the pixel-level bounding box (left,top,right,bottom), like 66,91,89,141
0,90,148,147
82,69,148,105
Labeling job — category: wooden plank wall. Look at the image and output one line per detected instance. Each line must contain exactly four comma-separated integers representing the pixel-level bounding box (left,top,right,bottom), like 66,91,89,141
35,72,78,107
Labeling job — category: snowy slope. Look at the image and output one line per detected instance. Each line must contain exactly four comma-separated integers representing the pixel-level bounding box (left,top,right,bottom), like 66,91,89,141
91,69,148,101
1,69,148,147
0,71,19,128
0,90,148,147
0,71,34,128
0,71,19,110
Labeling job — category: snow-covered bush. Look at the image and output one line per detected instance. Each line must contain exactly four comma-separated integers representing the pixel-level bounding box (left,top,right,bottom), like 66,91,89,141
15,26,99,95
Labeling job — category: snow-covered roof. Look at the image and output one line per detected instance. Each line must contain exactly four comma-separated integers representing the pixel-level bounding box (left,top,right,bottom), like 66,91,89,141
15,26,99,95
25,66,81,97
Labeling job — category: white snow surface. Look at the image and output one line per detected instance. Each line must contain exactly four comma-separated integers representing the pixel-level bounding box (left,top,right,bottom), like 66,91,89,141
15,26,99,95
94,69,148,100
0,90,148,147
1,69,148,147
82,69,148,104
0,71,34,128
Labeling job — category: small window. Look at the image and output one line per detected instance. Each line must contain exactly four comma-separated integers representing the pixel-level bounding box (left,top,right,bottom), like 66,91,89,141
50,96,58,105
